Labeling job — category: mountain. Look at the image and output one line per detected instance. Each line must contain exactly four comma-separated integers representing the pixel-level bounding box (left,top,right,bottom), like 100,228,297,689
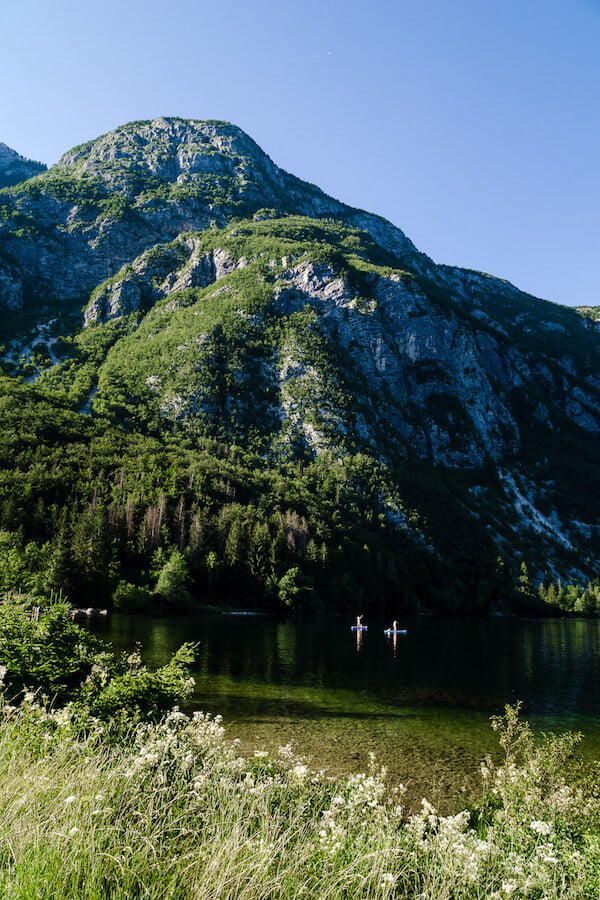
0,143,46,189
1,117,600,615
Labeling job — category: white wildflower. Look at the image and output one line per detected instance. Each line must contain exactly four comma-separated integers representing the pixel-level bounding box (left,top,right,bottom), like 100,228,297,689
64,795,77,805
193,774,208,790
50,706,73,726
88,663,109,687
127,650,142,670
530,819,552,836
69,826,79,836
318,808,346,857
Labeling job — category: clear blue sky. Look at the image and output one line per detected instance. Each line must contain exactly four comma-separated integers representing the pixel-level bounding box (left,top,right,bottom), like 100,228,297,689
2,0,599,307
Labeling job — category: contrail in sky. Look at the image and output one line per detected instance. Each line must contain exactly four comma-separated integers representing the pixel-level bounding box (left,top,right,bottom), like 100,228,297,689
294,50,335,63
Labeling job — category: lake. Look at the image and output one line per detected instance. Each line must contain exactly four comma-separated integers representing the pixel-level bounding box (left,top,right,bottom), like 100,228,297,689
88,612,600,813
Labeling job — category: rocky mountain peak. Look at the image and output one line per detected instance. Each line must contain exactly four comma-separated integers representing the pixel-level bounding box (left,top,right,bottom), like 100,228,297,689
0,118,427,316
55,117,285,195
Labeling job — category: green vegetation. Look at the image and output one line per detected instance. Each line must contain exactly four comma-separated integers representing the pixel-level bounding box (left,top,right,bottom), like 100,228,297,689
0,155,46,190
0,375,471,615
575,306,600,323
1,592,598,898
2,205,600,614
0,600,195,716
537,577,600,615
0,212,527,616
0,680,598,898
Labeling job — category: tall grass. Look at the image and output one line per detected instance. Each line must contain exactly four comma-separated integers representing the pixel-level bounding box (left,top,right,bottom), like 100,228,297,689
0,698,599,898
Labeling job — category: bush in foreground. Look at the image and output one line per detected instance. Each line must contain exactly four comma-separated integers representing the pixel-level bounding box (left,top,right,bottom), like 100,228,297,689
0,598,197,718
0,696,599,899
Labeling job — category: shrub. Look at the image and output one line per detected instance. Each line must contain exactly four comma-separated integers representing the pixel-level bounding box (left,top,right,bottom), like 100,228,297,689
0,599,196,717
112,580,153,611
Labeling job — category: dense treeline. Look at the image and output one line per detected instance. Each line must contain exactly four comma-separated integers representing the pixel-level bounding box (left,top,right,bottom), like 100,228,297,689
536,576,600,615
0,376,520,615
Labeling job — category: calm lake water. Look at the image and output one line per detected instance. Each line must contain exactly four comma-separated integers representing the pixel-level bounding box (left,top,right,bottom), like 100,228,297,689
88,613,600,813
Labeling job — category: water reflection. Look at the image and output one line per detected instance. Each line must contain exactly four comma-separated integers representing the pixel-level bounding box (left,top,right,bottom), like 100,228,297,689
89,614,600,722
354,627,364,652
384,623,408,657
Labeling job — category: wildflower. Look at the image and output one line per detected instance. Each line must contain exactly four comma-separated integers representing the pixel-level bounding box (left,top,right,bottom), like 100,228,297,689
69,826,79,836
51,707,73,726
127,650,142,670
530,819,552,836
318,809,346,857
86,663,109,687
502,880,518,895
380,872,396,888
64,795,77,804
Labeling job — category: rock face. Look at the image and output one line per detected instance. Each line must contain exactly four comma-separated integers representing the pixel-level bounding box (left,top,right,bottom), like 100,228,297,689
76,216,600,470
0,142,46,188
83,237,240,324
2,117,600,581
0,118,426,313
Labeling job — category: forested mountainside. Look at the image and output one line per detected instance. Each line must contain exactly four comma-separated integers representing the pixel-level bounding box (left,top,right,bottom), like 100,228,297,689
1,117,600,616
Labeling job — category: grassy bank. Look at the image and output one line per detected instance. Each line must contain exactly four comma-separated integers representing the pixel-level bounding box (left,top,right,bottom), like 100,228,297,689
0,696,599,899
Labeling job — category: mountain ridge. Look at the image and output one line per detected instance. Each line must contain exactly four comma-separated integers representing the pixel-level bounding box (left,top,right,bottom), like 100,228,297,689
0,142,46,189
